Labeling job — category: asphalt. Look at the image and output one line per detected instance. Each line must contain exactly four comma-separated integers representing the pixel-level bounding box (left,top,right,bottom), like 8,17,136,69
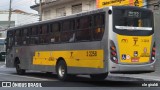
0,61,160,81
110,58,160,81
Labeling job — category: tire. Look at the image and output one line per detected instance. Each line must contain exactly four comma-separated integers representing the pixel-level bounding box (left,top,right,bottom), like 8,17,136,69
56,60,68,81
90,73,108,81
15,60,25,75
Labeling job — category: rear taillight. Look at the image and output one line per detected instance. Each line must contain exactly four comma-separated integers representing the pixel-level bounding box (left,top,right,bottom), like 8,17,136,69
110,40,118,64
151,42,156,63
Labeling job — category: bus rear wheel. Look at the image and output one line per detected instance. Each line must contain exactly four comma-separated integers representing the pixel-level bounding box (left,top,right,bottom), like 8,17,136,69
56,60,68,81
90,73,108,80
15,60,25,75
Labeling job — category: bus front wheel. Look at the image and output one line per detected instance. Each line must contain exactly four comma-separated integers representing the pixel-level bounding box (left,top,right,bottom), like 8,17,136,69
90,73,108,80
15,60,25,75
56,60,68,81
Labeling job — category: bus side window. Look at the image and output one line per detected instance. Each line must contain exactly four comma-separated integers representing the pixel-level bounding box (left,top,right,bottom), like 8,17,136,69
22,28,28,45
50,23,61,43
61,20,75,42
7,31,14,50
30,26,39,45
93,13,105,40
76,16,92,41
69,20,76,42
39,24,48,44
138,19,142,27
15,30,21,45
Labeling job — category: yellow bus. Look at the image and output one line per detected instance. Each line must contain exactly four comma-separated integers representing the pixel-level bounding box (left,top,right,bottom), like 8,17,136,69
6,6,155,81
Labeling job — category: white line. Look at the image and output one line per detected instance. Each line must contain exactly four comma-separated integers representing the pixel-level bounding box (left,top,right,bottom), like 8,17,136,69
115,26,152,30
0,65,5,68
130,76,160,81
0,73,53,81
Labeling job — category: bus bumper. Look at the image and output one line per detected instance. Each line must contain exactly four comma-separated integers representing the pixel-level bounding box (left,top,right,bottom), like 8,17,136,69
109,62,155,73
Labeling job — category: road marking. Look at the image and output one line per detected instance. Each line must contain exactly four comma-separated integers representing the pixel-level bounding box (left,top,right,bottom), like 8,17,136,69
128,75,160,81
0,73,57,81
0,65,5,68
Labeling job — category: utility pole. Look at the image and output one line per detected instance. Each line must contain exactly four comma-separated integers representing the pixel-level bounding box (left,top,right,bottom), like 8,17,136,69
39,0,42,21
8,0,12,28
35,0,38,4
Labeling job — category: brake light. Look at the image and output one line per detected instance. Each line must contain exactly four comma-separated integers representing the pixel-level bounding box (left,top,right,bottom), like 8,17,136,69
111,52,117,56
110,40,118,64
151,42,156,63
111,46,116,51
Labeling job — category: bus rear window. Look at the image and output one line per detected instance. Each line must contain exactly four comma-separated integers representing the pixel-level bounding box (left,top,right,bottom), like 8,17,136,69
113,7,154,36
114,9,153,28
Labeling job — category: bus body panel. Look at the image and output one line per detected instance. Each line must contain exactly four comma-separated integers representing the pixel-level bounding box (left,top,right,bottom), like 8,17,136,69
6,6,155,75
109,6,155,73
109,34,155,72
6,41,109,74
117,35,152,64
32,50,104,68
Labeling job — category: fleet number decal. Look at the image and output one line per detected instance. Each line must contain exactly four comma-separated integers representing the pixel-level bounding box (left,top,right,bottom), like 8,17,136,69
87,51,97,57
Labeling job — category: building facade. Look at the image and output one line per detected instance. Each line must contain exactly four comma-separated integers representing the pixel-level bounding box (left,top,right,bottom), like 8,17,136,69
31,0,160,21
31,0,96,21
0,10,39,38
0,10,39,30
0,10,39,53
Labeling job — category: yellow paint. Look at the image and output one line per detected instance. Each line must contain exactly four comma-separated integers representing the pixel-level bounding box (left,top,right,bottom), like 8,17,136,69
96,0,144,8
33,50,104,68
117,35,152,64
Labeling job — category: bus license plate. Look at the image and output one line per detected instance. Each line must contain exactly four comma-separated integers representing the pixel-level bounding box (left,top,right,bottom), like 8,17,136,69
131,58,139,62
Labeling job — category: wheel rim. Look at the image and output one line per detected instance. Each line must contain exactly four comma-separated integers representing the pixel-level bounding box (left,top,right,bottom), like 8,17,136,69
58,65,65,77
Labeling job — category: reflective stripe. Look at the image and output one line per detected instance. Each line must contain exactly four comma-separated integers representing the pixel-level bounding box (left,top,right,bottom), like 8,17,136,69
115,26,152,31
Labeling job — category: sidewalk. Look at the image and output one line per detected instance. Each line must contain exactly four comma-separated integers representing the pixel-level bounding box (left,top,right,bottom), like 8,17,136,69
109,71,160,81
0,61,159,81
109,59,160,81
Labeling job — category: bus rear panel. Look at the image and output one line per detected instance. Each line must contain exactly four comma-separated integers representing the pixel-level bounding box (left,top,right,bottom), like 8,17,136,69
109,6,155,73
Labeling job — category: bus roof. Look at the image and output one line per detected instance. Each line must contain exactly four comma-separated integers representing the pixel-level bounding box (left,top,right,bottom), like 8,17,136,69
7,6,150,31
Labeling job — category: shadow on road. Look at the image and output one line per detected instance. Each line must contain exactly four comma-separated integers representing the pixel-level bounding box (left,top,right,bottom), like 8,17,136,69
9,72,145,87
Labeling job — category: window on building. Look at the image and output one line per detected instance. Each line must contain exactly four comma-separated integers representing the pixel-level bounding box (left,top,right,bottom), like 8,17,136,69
56,7,66,17
89,0,95,11
72,4,82,14
44,9,51,20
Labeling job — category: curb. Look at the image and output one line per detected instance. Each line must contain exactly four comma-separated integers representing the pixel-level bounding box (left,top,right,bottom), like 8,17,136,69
109,74,160,81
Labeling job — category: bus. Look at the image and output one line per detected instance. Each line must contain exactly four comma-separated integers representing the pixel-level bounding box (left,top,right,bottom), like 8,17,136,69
0,38,6,61
6,6,155,81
